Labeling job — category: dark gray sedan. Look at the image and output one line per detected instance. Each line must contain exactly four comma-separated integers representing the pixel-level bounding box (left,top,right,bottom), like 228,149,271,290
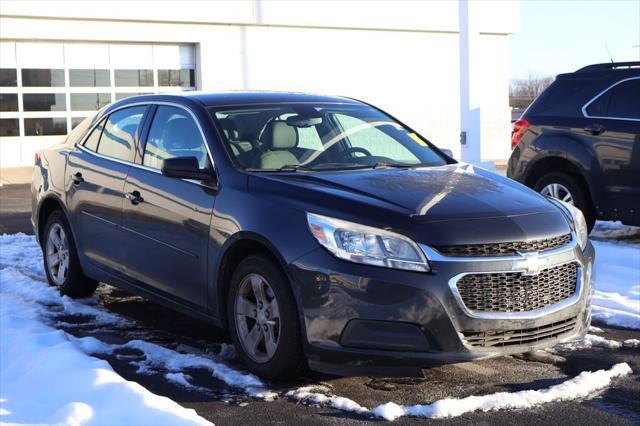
31,92,594,379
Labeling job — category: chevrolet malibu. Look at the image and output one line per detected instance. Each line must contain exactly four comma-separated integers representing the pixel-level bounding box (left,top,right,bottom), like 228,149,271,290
31,92,594,379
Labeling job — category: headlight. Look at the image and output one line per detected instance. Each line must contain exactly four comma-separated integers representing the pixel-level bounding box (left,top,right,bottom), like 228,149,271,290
306,213,430,272
555,200,589,250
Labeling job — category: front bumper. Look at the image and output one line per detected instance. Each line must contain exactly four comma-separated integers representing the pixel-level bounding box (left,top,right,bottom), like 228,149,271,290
288,237,594,377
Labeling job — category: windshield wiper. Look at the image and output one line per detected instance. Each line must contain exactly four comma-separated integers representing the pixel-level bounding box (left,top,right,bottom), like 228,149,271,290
370,162,419,169
244,164,309,172
278,164,305,171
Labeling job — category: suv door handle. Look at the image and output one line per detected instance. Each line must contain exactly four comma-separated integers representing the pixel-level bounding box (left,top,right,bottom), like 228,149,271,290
71,172,84,185
124,191,144,205
584,123,606,135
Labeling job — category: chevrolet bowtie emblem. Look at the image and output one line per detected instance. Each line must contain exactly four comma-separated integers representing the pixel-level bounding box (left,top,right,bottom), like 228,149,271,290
514,252,547,275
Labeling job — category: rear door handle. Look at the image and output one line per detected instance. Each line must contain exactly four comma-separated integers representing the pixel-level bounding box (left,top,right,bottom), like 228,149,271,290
71,172,84,185
584,123,606,135
124,191,144,205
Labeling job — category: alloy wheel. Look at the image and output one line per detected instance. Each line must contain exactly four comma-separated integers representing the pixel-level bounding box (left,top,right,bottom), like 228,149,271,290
235,273,281,363
46,223,70,286
540,183,574,204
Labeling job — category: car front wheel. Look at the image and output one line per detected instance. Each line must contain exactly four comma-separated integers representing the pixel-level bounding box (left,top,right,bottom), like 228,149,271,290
227,254,305,380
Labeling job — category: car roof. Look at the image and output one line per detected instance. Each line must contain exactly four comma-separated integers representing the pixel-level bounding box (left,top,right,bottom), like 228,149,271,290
113,91,363,109
557,61,640,79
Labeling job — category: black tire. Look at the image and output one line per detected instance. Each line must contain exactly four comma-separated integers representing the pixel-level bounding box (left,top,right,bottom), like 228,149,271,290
227,254,305,381
42,210,98,298
533,172,596,232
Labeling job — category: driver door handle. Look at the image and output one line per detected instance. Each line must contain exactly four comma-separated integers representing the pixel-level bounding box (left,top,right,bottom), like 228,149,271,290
124,191,144,205
584,123,606,135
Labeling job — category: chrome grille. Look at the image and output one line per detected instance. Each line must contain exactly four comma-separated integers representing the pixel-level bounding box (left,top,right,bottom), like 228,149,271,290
456,263,579,313
463,316,578,348
435,233,572,257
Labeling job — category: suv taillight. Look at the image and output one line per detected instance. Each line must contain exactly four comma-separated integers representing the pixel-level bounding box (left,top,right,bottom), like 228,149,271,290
511,118,530,150
34,150,42,165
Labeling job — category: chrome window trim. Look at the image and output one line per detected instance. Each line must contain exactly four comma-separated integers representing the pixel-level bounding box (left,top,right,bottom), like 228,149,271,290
75,100,217,188
581,76,640,122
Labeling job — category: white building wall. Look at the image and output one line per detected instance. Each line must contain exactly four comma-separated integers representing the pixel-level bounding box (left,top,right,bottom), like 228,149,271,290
0,0,517,167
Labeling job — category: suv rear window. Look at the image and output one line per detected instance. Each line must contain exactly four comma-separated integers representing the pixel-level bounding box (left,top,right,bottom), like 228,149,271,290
585,78,640,120
525,78,591,117
607,79,640,119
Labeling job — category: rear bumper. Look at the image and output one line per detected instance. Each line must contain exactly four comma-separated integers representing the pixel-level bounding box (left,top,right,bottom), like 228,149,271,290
289,238,594,377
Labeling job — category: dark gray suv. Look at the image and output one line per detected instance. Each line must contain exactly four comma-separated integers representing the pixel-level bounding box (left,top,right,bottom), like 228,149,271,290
32,92,594,379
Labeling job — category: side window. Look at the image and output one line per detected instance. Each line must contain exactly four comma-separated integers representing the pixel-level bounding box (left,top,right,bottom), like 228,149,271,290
83,119,105,151
96,106,146,161
607,79,640,119
335,114,417,162
143,106,208,170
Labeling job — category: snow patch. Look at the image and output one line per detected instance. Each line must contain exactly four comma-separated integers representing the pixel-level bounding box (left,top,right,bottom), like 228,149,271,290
591,239,640,330
287,364,632,421
71,335,276,399
557,334,623,350
0,276,212,425
285,385,369,415
371,363,633,421
591,221,640,241
588,325,604,333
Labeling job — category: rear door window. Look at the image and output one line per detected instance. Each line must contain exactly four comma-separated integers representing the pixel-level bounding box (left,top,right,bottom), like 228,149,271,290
83,119,105,151
96,106,146,161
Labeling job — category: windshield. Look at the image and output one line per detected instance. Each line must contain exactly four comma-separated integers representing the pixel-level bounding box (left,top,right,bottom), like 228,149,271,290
211,104,448,171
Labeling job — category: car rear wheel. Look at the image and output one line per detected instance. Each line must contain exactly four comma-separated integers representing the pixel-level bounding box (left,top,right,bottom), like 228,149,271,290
533,172,596,232
227,254,305,380
43,211,98,298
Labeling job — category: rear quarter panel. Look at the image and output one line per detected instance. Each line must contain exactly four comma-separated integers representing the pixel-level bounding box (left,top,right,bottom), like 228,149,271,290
509,117,603,206
32,143,73,238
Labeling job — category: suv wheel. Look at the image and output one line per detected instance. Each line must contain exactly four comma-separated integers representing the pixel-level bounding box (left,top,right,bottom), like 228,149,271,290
533,172,596,232
227,254,305,380
43,211,98,298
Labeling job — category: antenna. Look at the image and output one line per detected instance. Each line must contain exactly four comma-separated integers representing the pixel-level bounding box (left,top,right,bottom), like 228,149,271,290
604,44,614,63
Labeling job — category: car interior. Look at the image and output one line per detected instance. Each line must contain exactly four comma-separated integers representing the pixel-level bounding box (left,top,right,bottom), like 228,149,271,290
213,106,446,171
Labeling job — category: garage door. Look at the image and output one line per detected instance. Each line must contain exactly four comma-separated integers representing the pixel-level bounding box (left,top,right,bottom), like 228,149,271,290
0,41,196,167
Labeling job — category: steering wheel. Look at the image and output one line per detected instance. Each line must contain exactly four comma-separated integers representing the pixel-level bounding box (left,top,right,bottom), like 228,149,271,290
337,147,373,160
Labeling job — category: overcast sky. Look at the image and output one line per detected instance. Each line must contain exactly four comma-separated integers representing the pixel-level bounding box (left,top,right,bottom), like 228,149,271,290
509,0,640,80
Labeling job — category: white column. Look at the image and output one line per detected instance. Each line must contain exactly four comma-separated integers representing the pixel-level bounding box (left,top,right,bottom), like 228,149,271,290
458,0,482,164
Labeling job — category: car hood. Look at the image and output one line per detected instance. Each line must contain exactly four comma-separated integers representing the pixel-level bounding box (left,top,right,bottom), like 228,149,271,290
251,163,571,245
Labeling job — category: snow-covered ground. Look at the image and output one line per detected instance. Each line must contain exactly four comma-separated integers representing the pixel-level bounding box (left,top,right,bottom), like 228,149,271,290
590,221,640,329
0,221,638,424
0,271,212,426
0,234,273,425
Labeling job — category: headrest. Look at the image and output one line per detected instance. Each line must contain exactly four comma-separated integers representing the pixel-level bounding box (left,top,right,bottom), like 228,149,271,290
218,118,239,141
162,117,202,150
263,121,298,150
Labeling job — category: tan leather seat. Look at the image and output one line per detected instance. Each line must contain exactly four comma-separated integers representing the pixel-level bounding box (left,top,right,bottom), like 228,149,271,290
255,122,299,169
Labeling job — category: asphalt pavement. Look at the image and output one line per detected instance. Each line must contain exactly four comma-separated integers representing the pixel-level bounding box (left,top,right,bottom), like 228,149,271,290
1,183,639,425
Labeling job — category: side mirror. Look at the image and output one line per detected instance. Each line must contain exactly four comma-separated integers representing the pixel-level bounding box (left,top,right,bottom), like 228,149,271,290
161,156,212,181
440,148,454,158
